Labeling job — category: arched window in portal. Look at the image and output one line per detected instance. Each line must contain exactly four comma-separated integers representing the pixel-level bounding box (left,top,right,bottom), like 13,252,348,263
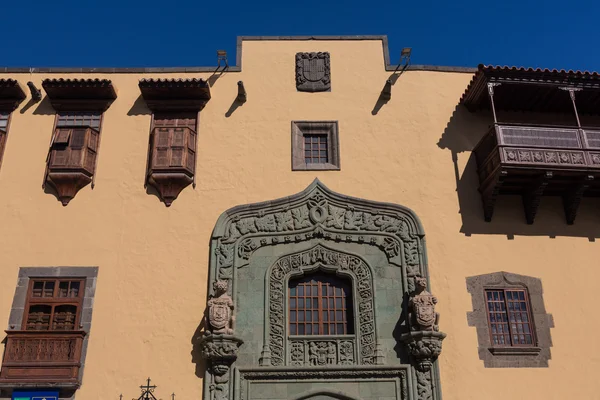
288,272,354,335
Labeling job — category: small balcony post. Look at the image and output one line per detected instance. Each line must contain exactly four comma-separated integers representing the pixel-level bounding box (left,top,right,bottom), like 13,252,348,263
560,87,582,128
486,82,502,124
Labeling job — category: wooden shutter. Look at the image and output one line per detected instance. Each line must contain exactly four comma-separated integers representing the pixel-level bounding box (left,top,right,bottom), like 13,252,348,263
54,128,72,145
152,113,197,171
154,128,171,167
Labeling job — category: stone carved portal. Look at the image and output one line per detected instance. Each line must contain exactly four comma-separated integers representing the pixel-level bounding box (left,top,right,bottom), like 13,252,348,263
201,180,444,400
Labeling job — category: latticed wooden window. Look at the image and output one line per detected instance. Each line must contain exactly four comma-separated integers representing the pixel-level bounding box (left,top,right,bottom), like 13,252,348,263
289,273,354,335
0,112,9,133
57,112,101,129
485,289,535,346
24,279,84,331
49,113,101,172
304,134,328,164
0,112,9,167
151,112,197,171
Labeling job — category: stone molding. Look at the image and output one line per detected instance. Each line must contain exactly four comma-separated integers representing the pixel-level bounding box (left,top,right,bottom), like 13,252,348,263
211,179,426,291
262,244,376,367
236,366,409,400
466,271,554,368
291,122,340,171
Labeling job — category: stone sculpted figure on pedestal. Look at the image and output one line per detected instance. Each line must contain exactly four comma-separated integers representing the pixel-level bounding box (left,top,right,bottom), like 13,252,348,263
206,280,234,335
409,277,440,332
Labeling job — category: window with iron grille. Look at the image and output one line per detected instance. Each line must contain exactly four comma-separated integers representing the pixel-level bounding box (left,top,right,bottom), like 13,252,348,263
24,279,84,331
289,272,354,335
304,134,329,164
485,289,535,346
292,121,340,170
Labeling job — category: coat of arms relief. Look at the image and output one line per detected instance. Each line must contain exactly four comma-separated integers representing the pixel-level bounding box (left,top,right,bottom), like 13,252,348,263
296,52,331,92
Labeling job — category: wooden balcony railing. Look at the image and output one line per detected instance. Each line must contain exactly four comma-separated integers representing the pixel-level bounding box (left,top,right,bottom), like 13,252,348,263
473,123,600,224
0,330,85,387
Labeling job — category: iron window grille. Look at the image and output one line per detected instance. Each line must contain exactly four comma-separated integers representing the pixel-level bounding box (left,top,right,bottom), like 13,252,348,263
288,272,354,335
485,288,535,346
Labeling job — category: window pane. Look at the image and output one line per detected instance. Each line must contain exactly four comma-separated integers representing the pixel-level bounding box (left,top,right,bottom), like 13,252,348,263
26,305,52,330
289,272,354,335
53,305,77,330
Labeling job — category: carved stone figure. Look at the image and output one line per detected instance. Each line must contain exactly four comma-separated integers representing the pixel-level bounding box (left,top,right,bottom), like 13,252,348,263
409,277,439,332
296,52,331,92
327,343,336,365
309,342,318,366
206,280,234,335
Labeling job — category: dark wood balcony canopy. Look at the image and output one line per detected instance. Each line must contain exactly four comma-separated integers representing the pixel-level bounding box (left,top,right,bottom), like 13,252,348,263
42,79,117,111
461,65,600,116
461,65,600,225
0,79,26,111
139,78,211,112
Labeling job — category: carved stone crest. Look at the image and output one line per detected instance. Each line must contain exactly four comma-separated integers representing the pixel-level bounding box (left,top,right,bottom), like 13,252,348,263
296,52,331,92
206,280,234,335
409,277,439,332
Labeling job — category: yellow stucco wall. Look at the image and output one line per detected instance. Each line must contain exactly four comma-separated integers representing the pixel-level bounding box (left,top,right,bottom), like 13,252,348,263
0,38,596,400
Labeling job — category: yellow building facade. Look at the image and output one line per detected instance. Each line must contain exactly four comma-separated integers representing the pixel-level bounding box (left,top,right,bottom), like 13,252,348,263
0,37,596,400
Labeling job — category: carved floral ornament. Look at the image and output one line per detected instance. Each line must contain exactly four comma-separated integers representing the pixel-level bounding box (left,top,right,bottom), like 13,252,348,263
211,179,426,290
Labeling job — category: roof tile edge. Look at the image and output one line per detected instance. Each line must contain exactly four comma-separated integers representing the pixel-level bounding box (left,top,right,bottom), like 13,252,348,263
0,35,477,74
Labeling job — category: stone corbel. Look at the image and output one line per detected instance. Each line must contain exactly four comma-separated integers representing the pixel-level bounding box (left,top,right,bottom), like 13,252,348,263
401,276,446,371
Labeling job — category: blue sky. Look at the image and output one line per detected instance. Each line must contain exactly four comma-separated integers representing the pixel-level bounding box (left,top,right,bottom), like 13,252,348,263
3,0,597,71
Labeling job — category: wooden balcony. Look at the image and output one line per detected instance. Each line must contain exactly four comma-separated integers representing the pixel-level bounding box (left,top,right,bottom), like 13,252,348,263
0,330,85,388
474,123,600,224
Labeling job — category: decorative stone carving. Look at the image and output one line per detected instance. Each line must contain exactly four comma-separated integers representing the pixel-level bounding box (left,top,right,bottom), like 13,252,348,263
408,277,439,332
401,331,446,372
198,333,243,400
415,369,433,400
215,180,424,281
289,339,356,366
296,52,331,92
266,245,376,367
206,280,234,335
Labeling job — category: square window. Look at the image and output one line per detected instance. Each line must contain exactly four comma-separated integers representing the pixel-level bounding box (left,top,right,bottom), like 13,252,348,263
292,121,340,171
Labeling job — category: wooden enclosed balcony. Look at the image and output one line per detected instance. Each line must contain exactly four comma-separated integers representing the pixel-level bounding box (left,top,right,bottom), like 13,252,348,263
45,126,99,206
0,330,85,387
462,65,600,224
475,123,600,224
147,126,197,206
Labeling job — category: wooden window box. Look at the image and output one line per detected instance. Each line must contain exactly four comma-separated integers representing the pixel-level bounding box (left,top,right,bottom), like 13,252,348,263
474,123,600,224
45,126,100,206
146,114,197,206
0,330,85,387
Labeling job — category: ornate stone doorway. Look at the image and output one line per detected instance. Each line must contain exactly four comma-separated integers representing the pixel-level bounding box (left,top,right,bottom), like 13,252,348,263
198,180,445,400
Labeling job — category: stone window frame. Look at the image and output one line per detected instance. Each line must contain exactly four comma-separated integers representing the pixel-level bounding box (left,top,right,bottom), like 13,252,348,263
7,267,98,381
466,271,553,368
291,121,340,171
